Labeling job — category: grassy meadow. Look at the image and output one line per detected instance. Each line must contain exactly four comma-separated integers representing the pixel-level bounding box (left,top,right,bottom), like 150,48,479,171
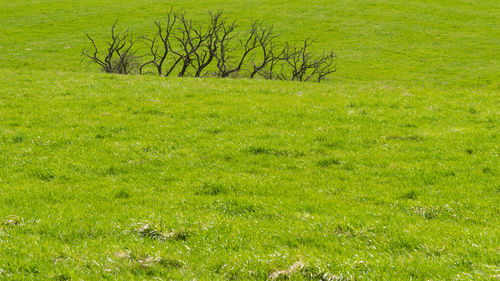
0,0,499,280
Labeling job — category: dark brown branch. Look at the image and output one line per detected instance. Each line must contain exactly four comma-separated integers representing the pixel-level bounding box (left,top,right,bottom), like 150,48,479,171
249,24,281,79
169,13,206,77
140,10,179,76
191,11,224,77
215,21,260,78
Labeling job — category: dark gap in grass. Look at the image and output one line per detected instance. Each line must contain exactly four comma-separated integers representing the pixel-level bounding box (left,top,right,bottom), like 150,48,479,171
247,146,272,155
389,235,420,252
103,165,126,176
204,128,223,135
442,170,456,177
246,146,304,157
315,136,347,149
398,123,418,128
8,122,21,127
332,224,356,238
12,134,24,143
114,188,131,199
132,108,164,115
215,199,256,215
30,169,55,182
386,135,424,142
95,126,128,139
323,140,346,149
316,158,341,168
196,182,229,196
207,112,220,118
222,154,233,162
314,136,328,142
401,190,418,200
482,167,493,174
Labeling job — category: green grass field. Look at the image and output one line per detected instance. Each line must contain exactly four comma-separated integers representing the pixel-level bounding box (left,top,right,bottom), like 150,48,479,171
0,0,499,280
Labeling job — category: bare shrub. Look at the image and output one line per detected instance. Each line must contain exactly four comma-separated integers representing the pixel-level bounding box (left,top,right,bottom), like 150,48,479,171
249,24,282,79
279,39,336,82
83,10,336,82
140,9,179,76
215,21,260,78
190,11,224,77
82,21,138,74
168,12,208,77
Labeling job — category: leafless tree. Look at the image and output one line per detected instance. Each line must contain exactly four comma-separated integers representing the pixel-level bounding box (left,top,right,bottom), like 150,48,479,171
279,39,316,81
278,39,335,82
140,10,180,76
82,21,138,74
249,24,286,79
189,11,224,77
215,21,260,78
169,13,207,77
253,43,291,80
314,51,336,82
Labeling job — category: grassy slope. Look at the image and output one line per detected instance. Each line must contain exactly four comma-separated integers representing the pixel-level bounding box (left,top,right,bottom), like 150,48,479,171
0,0,499,280
0,70,498,280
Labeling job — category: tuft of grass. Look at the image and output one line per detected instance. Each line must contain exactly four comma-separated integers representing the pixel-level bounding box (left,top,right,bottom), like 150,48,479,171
30,169,55,182
412,206,442,220
11,135,24,143
132,222,189,241
114,188,130,199
135,256,185,269
133,223,165,240
269,261,348,281
115,250,185,270
401,190,418,200
1,216,24,228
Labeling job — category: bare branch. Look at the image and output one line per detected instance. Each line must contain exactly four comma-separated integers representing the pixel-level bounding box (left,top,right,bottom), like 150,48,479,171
249,24,282,79
191,11,224,77
215,20,260,78
140,9,179,76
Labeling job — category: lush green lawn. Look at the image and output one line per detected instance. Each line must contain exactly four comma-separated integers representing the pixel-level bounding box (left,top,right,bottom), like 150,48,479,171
0,69,498,280
0,0,499,280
